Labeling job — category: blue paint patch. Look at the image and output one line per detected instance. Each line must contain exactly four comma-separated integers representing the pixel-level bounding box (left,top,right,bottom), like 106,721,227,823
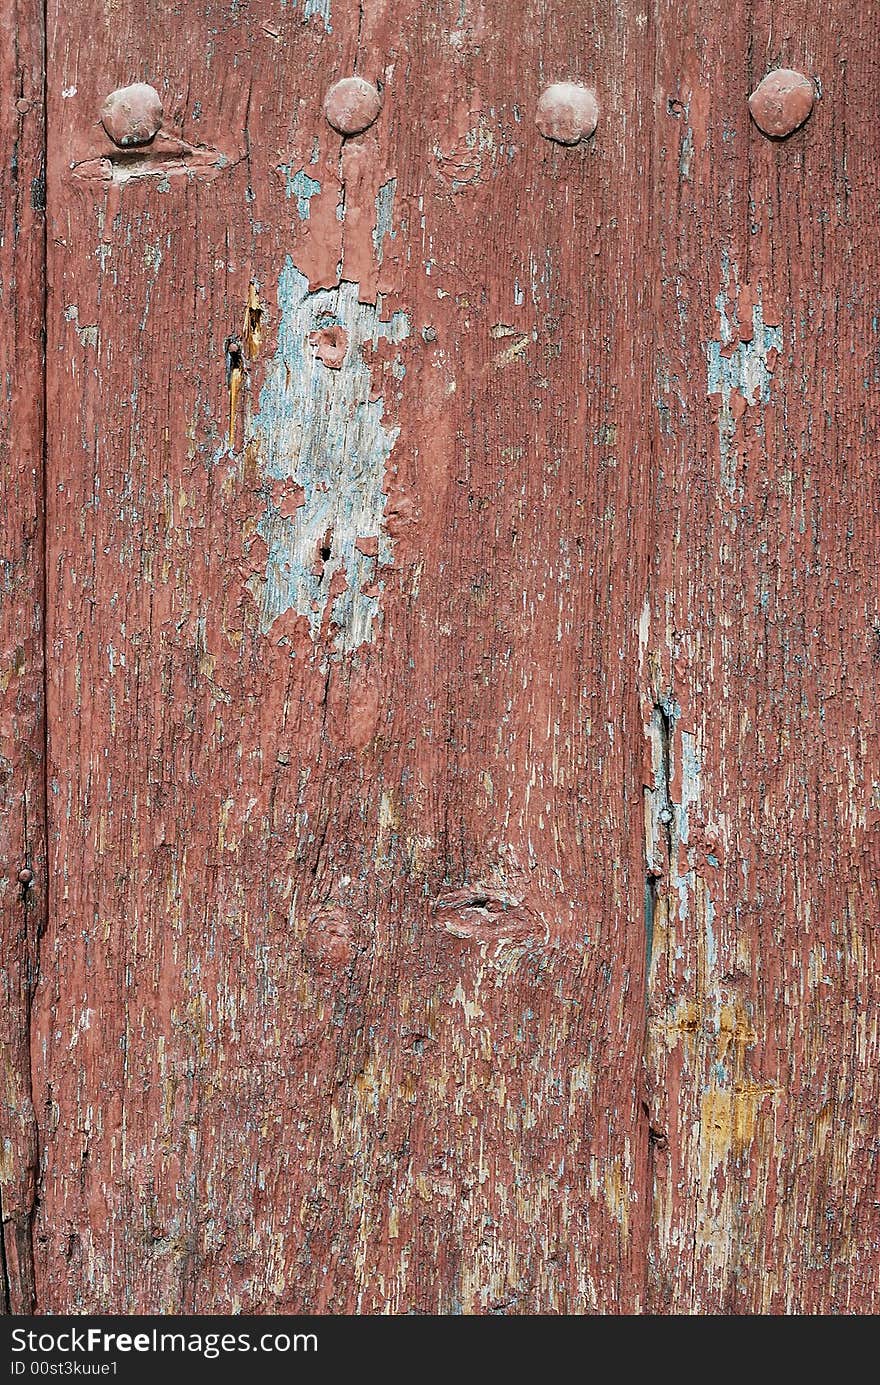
281,168,322,220
248,259,410,652
704,890,716,977
707,275,783,496
281,0,332,31
373,179,397,265
303,0,332,30
706,304,781,405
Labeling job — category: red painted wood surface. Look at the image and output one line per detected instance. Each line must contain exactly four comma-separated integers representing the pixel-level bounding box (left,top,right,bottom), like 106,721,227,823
0,0,44,1314
1,0,878,1314
646,1,880,1312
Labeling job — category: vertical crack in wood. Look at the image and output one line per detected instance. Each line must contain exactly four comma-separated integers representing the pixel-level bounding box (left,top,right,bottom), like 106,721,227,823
639,0,665,1308
242,281,263,360
0,0,45,1316
27,0,48,1314
644,702,674,1003
0,1186,11,1314
224,336,245,448
641,694,677,1302
18,793,42,1316
355,0,365,62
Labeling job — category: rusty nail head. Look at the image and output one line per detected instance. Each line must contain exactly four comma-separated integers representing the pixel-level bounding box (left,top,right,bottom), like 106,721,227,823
100,82,163,148
16,98,31,114
17,867,33,885
748,69,815,138
535,82,599,145
323,76,382,136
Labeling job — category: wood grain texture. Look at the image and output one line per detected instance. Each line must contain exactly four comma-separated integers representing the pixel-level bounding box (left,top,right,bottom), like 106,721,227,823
645,0,880,1313
0,0,45,1316
14,0,880,1314
36,0,654,1313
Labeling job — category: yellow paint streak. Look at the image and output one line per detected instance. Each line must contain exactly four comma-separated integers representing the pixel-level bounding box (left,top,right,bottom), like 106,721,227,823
493,333,532,368
700,1080,777,1188
716,1003,757,1071
242,281,263,359
604,1159,629,1239
228,363,242,447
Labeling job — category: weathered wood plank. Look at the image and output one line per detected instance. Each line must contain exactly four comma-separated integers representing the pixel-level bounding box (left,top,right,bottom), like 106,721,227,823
35,2,656,1312
646,0,880,1313
0,0,45,1316
24,0,880,1315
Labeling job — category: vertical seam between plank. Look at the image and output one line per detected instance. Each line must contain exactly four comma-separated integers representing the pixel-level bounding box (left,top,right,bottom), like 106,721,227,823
26,0,50,1312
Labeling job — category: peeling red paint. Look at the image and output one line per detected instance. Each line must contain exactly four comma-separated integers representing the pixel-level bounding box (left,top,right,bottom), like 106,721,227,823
0,0,876,1321
0,0,44,1316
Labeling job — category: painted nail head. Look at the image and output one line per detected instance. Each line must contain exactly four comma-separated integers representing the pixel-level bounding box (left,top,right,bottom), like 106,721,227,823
100,82,163,148
535,82,599,145
748,69,815,138
323,76,382,136
17,867,33,885
309,324,348,369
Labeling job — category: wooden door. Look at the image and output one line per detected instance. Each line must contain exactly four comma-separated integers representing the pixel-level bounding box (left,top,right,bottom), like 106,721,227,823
2,0,877,1315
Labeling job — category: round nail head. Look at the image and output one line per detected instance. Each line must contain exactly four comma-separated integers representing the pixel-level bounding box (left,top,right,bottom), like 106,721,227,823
535,82,599,145
324,76,382,136
17,867,33,885
100,82,163,148
748,69,815,138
